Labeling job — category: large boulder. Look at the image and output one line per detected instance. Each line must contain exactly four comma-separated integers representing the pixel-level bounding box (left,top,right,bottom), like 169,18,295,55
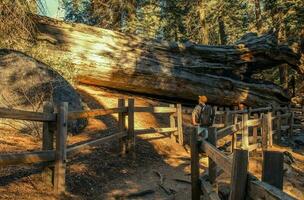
0,49,86,134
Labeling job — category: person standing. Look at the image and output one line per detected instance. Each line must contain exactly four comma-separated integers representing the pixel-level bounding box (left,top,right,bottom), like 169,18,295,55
192,95,215,140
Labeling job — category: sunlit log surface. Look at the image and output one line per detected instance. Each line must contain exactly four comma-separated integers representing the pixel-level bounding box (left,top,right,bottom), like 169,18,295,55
33,15,303,106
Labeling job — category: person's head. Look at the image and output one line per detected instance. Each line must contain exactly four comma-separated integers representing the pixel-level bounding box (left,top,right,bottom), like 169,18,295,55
238,103,245,110
199,95,208,105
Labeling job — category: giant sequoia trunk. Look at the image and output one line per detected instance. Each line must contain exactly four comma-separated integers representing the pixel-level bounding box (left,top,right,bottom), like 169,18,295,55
33,15,303,107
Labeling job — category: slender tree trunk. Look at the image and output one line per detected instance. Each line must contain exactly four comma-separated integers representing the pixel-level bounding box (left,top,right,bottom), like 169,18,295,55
254,0,262,31
199,1,208,44
279,65,288,89
218,16,227,45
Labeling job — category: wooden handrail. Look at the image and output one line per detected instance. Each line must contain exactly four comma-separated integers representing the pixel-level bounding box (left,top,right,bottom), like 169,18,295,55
199,140,295,200
217,123,241,140
247,175,296,200
280,113,292,118
0,107,56,122
68,107,127,120
68,106,177,120
247,118,261,127
212,123,225,128
290,108,304,112
201,140,233,175
134,106,176,113
67,131,127,156
0,150,55,166
135,127,177,135
228,106,272,115
215,111,225,115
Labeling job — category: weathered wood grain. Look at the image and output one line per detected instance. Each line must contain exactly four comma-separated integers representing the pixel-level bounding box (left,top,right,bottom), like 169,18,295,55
0,107,56,122
262,151,284,190
177,104,184,145
135,127,177,135
0,151,55,166
54,102,68,194
67,131,127,156
190,130,200,200
128,99,135,155
134,106,176,113
68,107,127,120
118,99,127,156
229,149,248,200
32,15,297,107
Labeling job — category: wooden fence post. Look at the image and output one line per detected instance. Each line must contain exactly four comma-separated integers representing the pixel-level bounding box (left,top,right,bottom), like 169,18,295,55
191,129,200,200
241,113,249,150
213,106,218,123
169,104,177,141
267,112,273,147
219,107,224,124
177,104,184,145
302,105,304,132
54,102,68,194
127,99,135,156
118,99,127,156
276,111,281,143
262,151,284,190
224,108,230,126
252,113,258,144
208,127,217,185
232,108,238,151
289,112,294,139
42,101,55,185
261,114,268,150
229,149,249,200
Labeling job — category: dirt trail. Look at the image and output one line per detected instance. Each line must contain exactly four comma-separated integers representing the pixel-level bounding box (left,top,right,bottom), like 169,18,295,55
0,84,303,199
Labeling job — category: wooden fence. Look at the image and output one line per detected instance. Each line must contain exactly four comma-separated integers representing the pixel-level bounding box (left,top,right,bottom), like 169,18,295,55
190,105,301,200
0,99,183,194
0,101,302,197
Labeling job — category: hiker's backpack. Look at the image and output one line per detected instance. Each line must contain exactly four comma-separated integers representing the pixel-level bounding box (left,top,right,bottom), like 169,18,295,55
199,105,214,126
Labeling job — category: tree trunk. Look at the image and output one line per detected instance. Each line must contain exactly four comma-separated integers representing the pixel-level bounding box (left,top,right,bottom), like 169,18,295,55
218,16,227,45
254,0,262,31
33,15,303,106
279,65,288,90
199,1,208,44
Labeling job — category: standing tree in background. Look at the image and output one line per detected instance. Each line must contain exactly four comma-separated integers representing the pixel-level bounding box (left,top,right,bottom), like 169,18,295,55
254,0,262,31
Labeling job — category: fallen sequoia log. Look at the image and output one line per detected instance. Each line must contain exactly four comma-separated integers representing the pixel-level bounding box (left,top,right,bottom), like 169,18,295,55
32,15,303,107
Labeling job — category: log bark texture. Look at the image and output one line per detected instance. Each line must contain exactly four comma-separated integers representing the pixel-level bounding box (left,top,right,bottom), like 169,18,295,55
33,15,303,106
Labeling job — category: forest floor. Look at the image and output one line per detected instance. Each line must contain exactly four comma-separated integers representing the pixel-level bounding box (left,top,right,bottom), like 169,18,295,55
0,84,303,200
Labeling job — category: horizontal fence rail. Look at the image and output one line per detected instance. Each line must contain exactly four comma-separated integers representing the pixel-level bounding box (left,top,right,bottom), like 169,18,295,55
134,106,177,113
68,107,127,120
67,131,127,156
0,150,55,166
0,107,56,122
135,127,178,135
201,140,232,174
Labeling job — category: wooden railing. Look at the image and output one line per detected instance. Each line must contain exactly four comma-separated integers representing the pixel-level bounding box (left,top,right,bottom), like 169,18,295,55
190,105,302,200
0,101,302,197
0,98,183,194
191,127,296,200
212,105,303,149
